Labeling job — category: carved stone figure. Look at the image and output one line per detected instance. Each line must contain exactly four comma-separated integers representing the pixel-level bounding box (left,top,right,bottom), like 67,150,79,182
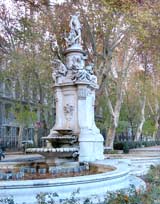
86,63,97,84
72,69,88,82
71,60,97,83
65,29,77,47
51,59,68,83
72,56,84,69
71,56,87,82
64,104,74,122
64,104,74,114
65,12,81,47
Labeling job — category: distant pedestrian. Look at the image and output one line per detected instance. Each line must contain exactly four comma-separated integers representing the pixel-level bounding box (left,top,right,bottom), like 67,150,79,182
0,148,5,161
22,144,26,154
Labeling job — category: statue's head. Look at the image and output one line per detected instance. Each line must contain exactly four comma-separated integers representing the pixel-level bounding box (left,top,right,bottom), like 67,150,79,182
88,63,94,68
75,11,80,17
71,12,80,19
86,63,94,73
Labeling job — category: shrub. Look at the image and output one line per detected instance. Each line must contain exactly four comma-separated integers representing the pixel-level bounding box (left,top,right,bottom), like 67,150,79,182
114,140,160,151
0,196,16,204
113,142,124,150
123,142,129,153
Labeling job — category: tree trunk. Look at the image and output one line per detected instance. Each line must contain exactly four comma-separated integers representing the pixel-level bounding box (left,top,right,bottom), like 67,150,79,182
104,85,123,149
135,96,146,141
105,122,116,149
105,109,121,149
18,125,23,149
34,129,38,147
153,116,159,140
153,100,160,140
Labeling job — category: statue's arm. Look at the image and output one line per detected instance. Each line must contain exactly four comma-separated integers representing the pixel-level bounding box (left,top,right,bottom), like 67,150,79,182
69,18,73,29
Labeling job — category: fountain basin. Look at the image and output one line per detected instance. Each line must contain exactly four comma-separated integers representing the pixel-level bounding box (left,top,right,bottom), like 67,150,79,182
26,147,79,165
0,159,146,204
26,147,78,158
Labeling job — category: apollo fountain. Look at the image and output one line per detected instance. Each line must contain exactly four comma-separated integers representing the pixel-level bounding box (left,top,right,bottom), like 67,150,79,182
0,13,146,204
27,12,104,164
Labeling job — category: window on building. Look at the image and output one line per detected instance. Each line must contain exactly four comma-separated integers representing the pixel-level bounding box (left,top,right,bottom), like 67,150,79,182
15,80,21,99
5,79,12,97
0,82,4,96
5,104,12,123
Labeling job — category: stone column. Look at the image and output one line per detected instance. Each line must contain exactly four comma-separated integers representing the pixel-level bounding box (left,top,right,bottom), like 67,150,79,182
53,87,63,130
77,84,104,162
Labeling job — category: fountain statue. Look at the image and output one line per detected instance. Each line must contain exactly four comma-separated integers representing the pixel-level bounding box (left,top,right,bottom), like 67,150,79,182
27,13,104,164
65,12,82,47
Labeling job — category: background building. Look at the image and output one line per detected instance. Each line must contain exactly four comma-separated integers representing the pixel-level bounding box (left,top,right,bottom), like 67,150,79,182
0,78,54,150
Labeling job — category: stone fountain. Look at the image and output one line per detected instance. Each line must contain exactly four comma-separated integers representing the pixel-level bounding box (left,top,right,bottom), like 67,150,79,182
27,12,104,164
1,14,146,204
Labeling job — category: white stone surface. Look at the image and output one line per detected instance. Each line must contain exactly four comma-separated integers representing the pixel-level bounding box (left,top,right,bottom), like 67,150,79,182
105,155,160,176
129,157,160,176
77,85,104,162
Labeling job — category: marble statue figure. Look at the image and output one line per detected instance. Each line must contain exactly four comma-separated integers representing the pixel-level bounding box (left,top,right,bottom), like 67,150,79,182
86,63,97,84
71,56,88,82
65,12,82,46
51,59,68,83
71,59,97,84
65,29,77,47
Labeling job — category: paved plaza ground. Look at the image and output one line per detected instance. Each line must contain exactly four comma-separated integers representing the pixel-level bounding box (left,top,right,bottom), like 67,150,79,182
105,145,160,158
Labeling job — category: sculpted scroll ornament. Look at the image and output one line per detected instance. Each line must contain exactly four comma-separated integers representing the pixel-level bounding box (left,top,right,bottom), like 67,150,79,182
71,61,97,84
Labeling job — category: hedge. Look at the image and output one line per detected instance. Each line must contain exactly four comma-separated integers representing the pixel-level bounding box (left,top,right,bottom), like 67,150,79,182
114,140,160,151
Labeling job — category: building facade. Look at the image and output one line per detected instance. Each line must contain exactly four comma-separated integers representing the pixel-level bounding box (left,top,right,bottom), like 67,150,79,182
0,78,54,150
